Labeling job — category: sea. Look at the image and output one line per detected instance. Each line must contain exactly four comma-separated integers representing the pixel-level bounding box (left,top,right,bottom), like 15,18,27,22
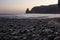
0,13,60,19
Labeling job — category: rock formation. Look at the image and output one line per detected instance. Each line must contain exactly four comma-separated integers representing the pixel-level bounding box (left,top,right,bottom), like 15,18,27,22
26,0,60,13
30,5,60,13
26,8,30,13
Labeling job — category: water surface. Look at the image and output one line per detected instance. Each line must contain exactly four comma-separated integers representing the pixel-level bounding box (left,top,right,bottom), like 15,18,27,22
0,13,60,18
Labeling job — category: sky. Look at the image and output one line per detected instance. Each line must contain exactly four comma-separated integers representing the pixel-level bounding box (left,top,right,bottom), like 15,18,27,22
0,0,58,14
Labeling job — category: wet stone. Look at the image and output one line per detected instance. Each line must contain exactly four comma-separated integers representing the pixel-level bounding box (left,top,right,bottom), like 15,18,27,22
54,36,60,40
0,18,60,40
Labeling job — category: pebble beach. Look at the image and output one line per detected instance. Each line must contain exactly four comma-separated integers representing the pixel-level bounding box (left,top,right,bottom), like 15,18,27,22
0,17,60,40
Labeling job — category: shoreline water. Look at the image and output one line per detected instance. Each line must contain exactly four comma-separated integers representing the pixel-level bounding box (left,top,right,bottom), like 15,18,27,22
0,14,60,19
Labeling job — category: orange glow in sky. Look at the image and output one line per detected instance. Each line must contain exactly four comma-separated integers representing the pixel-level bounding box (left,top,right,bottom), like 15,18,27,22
0,0,58,13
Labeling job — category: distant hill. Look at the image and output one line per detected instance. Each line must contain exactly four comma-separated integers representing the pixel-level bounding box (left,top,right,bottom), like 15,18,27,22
26,4,60,14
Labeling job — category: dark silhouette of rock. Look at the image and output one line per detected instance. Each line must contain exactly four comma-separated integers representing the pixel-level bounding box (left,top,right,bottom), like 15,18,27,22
26,0,60,13
26,8,30,13
26,4,60,13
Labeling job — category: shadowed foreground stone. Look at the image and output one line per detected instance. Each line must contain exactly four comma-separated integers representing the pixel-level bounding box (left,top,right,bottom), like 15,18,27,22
0,18,60,40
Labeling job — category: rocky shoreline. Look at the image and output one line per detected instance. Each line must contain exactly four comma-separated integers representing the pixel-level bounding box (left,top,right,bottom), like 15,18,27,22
0,17,60,40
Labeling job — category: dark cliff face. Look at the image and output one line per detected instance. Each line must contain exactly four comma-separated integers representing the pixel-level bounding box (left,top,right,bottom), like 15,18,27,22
26,5,60,13
29,4,60,13
26,0,60,13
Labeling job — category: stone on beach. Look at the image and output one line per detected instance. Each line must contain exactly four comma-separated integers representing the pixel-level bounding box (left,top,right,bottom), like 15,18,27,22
0,18,60,40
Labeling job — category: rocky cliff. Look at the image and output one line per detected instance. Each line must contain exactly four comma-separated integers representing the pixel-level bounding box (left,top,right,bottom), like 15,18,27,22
26,4,60,13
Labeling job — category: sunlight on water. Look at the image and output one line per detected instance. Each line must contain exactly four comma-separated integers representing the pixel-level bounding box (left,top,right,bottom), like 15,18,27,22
16,13,60,18
0,13,60,18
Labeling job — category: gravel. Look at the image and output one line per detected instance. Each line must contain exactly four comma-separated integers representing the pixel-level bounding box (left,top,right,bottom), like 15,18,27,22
0,18,60,40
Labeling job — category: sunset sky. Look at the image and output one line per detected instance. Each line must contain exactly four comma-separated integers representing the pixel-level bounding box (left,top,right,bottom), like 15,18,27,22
0,0,58,14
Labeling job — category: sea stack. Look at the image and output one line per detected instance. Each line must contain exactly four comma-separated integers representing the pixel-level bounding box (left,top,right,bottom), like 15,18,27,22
26,8,30,13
